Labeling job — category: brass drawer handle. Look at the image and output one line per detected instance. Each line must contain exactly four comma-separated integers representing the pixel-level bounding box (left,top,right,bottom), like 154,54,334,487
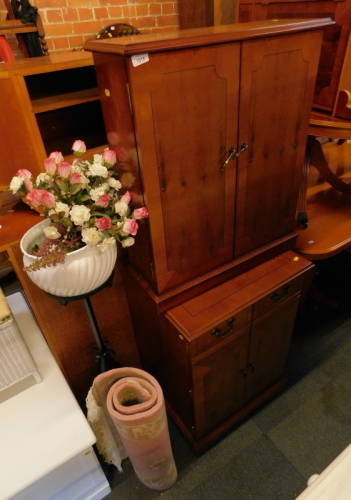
211,317,235,338
270,284,291,302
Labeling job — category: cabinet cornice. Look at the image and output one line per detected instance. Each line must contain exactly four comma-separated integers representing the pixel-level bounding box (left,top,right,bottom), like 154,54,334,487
84,18,334,56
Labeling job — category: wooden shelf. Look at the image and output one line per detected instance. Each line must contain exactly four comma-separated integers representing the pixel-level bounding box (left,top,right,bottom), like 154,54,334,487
0,53,107,188
32,87,100,114
0,19,37,36
0,52,94,78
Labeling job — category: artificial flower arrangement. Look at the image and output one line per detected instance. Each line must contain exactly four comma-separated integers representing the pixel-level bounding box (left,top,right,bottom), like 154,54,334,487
9,140,148,271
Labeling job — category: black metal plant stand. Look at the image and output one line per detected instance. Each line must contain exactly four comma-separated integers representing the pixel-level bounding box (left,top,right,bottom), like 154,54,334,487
46,272,120,373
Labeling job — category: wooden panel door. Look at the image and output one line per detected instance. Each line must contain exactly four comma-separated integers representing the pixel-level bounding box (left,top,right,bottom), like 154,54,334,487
128,43,240,293
234,31,322,257
244,293,301,404
238,0,351,114
191,327,250,440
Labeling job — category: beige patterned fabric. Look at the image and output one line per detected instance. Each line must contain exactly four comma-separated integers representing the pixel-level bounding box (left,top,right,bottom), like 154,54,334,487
87,367,177,490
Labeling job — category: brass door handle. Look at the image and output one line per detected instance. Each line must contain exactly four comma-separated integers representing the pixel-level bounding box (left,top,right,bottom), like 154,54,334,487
236,142,248,158
221,147,236,171
221,143,248,171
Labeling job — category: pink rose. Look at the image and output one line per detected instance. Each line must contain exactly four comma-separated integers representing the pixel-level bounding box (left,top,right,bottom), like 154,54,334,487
134,207,148,220
16,169,32,180
49,151,64,164
123,218,138,235
44,157,57,174
95,216,112,230
70,172,82,184
96,194,110,208
103,149,117,165
26,188,56,208
72,140,86,154
121,191,131,204
57,161,71,177
24,179,33,191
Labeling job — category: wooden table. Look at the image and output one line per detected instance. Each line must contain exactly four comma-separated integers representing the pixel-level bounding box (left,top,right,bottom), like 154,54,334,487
309,111,351,142
295,140,351,260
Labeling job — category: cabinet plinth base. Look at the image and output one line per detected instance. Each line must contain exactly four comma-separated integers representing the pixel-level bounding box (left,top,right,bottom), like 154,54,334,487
166,377,287,453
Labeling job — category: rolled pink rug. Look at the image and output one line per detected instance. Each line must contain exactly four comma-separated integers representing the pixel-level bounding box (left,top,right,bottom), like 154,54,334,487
91,367,177,490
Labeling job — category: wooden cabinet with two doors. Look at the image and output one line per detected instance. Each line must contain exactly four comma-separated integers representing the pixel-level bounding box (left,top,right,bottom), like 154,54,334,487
160,251,314,451
85,18,328,298
85,18,328,449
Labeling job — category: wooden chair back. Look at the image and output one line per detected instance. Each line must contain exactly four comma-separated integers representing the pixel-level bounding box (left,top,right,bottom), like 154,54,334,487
0,0,48,58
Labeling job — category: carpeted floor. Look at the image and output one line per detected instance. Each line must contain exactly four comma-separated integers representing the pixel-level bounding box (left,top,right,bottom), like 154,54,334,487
3,254,351,499
99,254,351,499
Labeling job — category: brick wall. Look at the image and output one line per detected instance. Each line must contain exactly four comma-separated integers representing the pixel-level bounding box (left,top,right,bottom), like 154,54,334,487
1,0,180,54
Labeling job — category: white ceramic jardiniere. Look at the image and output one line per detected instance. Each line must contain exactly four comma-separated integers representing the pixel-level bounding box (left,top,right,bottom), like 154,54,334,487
20,219,117,297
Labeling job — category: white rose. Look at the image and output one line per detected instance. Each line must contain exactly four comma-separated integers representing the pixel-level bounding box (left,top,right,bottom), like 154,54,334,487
69,205,91,225
88,163,108,178
108,178,122,190
71,162,85,174
49,201,70,217
114,201,129,217
121,237,135,248
9,176,24,193
81,228,102,246
98,237,116,252
89,184,109,201
36,173,51,185
93,154,104,164
80,174,90,186
44,226,60,239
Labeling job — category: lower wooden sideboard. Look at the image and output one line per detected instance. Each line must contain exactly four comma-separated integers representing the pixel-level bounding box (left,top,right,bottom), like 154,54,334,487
121,250,314,451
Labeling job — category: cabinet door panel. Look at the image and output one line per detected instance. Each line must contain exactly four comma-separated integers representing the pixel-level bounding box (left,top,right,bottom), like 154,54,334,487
235,31,322,257
128,44,239,293
192,327,249,440
238,0,351,113
245,293,301,403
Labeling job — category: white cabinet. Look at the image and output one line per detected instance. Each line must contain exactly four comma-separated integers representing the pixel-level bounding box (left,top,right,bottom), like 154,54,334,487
0,293,110,500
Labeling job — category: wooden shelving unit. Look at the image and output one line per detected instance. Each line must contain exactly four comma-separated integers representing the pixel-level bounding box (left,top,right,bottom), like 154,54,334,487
0,52,107,191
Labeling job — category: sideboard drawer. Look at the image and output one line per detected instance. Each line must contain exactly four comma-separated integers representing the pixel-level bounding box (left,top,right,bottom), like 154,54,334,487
194,306,251,356
253,275,305,319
